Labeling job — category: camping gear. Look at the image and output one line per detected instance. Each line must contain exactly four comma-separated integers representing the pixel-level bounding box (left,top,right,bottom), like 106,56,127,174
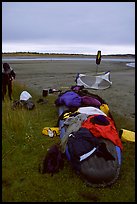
77,106,107,116
55,90,82,107
100,104,110,115
43,88,61,97
81,95,101,107
75,71,112,90
96,50,101,65
43,89,49,97
119,129,135,142
96,50,101,74
22,99,35,110
20,91,32,101
77,51,111,89
56,89,122,187
12,91,35,110
48,88,61,94
12,99,35,110
40,144,64,175
42,127,60,137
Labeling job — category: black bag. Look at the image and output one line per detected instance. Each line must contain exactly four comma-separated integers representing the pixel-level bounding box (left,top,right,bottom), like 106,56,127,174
12,99,35,110
40,144,64,176
23,99,35,110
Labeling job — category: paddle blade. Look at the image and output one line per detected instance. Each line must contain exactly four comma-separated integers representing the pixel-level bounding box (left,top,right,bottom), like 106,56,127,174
96,50,101,65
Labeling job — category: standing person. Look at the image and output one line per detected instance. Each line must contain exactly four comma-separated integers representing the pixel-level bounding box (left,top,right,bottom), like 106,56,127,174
2,63,16,101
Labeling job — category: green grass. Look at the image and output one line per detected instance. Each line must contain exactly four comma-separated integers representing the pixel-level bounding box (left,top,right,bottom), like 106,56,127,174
2,82,135,202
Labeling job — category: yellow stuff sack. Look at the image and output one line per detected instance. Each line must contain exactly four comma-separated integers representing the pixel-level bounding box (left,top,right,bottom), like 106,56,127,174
119,129,135,142
100,104,109,115
42,127,60,136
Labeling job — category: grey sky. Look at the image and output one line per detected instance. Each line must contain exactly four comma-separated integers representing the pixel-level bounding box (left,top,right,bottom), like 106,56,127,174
2,2,135,54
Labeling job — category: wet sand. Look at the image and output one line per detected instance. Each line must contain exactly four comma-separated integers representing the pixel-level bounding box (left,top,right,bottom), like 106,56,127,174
6,58,135,127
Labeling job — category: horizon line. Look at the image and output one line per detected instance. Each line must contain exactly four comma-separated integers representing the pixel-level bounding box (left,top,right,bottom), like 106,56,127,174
2,51,135,56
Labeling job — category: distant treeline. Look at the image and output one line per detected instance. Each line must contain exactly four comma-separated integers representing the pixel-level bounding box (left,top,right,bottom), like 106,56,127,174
2,52,135,58
2,52,87,56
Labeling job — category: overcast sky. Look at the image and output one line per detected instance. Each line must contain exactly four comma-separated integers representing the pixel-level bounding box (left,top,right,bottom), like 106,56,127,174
2,2,135,55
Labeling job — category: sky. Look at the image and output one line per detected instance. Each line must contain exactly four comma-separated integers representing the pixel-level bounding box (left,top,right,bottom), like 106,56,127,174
2,2,135,55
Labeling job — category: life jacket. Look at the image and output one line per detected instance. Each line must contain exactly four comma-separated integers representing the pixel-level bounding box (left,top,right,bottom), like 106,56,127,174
81,114,123,150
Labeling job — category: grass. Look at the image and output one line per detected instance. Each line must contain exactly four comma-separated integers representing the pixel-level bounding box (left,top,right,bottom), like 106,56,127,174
2,81,135,202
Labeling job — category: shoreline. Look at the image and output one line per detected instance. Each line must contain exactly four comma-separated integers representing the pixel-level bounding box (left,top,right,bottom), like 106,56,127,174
2,52,135,59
